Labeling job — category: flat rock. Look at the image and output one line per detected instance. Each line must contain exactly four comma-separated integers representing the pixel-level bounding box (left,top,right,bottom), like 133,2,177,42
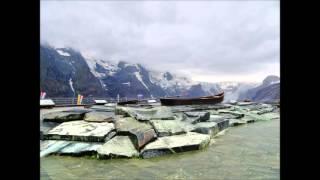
115,106,175,121
62,109,91,113
191,122,219,137
209,115,226,121
236,108,280,121
43,120,115,142
238,103,273,112
40,121,60,135
237,102,257,106
84,111,115,123
241,116,256,123
183,111,210,124
150,119,192,137
171,104,232,113
42,110,90,123
229,119,247,126
115,117,157,149
258,112,280,120
88,105,115,112
229,116,256,126
209,118,229,131
218,110,244,119
97,136,139,158
141,132,211,159
256,107,276,115
40,140,102,157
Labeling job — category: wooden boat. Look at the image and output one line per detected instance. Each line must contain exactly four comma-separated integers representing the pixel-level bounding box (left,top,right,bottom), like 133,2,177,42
117,99,139,106
160,92,224,106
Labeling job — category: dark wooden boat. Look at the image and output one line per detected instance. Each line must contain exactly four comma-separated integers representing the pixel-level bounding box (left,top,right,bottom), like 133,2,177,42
160,92,224,106
117,100,139,106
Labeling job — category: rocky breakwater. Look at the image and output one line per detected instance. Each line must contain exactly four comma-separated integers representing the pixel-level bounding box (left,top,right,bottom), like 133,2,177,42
40,102,279,159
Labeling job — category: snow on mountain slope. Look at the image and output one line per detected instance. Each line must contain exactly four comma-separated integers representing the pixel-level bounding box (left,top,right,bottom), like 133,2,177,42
69,78,75,94
216,81,259,102
269,80,280,85
84,56,218,97
239,75,280,102
56,49,71,56
199,82,223,95
262,75,280,86
149,71,195,90
218,82,241,92
134,65,149,91
41,45,107,97
84,57,118,78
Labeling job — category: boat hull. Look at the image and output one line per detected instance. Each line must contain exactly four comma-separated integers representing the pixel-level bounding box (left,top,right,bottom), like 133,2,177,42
117,100,139,106
160,93,224,106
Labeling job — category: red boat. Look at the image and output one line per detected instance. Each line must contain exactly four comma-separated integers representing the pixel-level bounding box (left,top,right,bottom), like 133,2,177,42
160,92,224,106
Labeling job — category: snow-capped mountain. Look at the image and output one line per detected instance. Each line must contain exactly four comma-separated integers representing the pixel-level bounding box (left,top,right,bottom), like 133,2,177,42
85,58,119,78
149,71,197,96
40,44,278,101
86,58,221,98
199,82,223,95
40,45,106,97
239,75,280,102
215,82,259,102
40,44,222,98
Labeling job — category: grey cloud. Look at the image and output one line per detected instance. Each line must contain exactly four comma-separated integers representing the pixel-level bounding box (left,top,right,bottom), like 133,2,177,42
41,1,279,82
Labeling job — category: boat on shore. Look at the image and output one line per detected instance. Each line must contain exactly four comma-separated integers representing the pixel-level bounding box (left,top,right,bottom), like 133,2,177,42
117,99,139,106
160,92,224,106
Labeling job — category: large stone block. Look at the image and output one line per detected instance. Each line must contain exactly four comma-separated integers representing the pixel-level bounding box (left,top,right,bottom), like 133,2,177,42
256,107,276,115
42,109,91,123
97,136,139,158
183,111,210,124
218,110,244,119
229,119,247,127
229,116,256,127
191,122,219,137
115,106,175,121
88,105,115,112
115,117,157,150
140,132,211,158
40,140,102,157
171,104,232,113
150,119,192,137
43,120,115,142
209,118,229,131
84,111,115,123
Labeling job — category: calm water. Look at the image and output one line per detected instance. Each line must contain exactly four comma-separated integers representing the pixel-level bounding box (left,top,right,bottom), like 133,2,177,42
41,119,280,180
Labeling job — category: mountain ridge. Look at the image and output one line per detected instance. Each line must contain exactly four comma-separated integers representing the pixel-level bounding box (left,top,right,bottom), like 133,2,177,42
40,44,279,102
40,45,222,98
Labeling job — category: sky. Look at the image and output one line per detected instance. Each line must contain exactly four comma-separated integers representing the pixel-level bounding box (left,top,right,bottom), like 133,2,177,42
41,0,280,83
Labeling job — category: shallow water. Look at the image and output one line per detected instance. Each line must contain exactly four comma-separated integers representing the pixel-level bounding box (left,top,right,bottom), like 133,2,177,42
41,119,279,180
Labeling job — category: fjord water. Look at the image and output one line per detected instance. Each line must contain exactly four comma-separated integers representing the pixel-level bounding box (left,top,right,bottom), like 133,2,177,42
41,119,279,180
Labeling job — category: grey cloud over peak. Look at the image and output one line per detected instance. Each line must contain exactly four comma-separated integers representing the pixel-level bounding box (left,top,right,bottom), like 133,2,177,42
41,1,279,82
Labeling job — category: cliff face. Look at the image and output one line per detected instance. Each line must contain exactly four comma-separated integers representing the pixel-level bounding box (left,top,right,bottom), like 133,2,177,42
40,45,106,97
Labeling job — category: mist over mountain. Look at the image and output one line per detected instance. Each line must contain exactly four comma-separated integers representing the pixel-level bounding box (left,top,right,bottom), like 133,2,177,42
239,75,280,102
40,45,223,98
216,82,259,102
40,44,279,102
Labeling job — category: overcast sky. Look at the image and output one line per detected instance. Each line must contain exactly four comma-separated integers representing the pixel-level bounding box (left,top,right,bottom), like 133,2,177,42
41,1,279,83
